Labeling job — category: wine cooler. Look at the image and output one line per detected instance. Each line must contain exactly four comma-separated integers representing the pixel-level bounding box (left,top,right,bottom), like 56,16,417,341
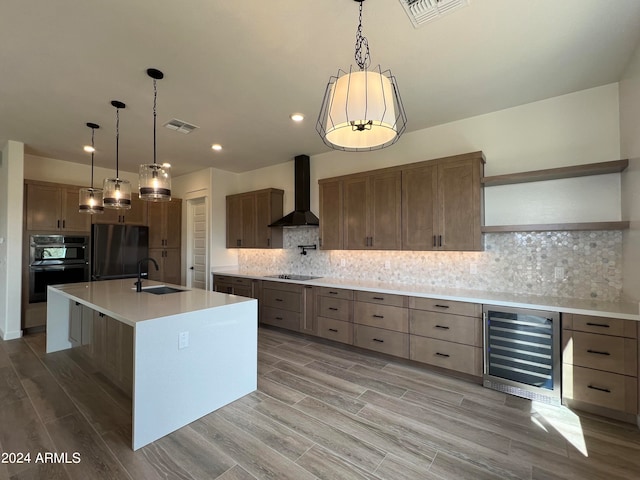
483,305,561,405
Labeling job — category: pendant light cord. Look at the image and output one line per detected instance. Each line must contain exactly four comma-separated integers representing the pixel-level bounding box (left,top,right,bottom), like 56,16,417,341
115,107,120,178
90,127,95,188
354,1,370,70
153,78,157,165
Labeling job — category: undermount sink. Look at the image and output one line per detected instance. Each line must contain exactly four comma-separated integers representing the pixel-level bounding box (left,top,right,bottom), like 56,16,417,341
141,286,186,295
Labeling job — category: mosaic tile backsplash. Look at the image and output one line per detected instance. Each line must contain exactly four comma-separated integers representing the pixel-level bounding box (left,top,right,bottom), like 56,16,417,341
237,229,623,301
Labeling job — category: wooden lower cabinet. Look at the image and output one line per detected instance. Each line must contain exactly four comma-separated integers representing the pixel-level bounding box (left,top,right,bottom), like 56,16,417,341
410,336,481,376
317,317,353,344
562,365,637,415
354,324,409,358
148,248,181,285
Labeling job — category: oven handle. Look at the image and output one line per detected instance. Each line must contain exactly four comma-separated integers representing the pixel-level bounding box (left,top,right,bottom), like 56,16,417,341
29,264,87,272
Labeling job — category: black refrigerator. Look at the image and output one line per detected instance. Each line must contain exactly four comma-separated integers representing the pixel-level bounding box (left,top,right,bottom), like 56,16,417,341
91,224,149,280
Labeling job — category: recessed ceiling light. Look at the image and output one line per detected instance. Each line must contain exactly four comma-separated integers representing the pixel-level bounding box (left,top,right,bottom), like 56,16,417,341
290,113,304,122
211,144,222,151
83,145,95,153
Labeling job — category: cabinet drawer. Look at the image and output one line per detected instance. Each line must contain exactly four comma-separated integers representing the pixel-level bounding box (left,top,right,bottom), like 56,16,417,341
261,306,300,331
214,275,252,287
318,296,351,322
263,281,304,293
354,324,408,358
317,286,353,300
355,291,407,308
563,331,637,376
410,336,482,377
317,317,353,344
262,288,301,312
562,365,638,414
354,302,408,332
409,297,481,318
565,314,636,339
409,310,481,346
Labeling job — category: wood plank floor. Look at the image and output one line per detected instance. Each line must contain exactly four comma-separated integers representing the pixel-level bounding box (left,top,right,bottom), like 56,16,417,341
1,326,639,479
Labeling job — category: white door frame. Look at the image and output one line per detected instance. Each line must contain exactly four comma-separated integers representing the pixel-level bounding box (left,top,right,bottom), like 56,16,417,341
185,194,209,290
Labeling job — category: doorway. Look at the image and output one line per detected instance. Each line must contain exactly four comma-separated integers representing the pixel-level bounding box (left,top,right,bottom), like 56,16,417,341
186,197,208,290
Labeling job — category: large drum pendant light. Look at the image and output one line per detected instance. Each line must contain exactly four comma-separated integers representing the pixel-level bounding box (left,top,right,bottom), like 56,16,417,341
317,0,407,152
103,100,132,209
139,68,171,201
79,122,104,214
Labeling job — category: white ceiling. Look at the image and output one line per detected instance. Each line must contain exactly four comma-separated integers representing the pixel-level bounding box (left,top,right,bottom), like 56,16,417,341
2,0,640,176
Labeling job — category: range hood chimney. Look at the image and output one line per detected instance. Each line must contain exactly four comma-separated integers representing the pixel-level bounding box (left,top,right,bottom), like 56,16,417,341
268,155,319,227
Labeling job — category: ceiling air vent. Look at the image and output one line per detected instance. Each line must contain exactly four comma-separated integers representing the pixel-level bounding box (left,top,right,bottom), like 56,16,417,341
399,0,470,28
163,118,199,134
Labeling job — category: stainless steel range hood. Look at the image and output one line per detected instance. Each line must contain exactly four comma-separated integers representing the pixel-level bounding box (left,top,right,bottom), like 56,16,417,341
268,155,319,227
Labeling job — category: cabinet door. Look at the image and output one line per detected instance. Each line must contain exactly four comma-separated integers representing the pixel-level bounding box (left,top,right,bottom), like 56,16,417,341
402,164,438,250
369,171,402,250
147,202,165,248
92,207,121,225
69,301,83,347
255,191,274,248
123,196,148,225
227,195,243,248
300,286,316,335
61,187,91,232
437,158,483,251
26,183,62,231
147,248,164,281
162,248,181,285
240,194,256,248
343,176,369,249
164,200,182,248
319,180,343,250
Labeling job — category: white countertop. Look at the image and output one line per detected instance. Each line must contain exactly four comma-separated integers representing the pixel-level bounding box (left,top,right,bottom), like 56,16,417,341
49,279,255,326
212,269,640,321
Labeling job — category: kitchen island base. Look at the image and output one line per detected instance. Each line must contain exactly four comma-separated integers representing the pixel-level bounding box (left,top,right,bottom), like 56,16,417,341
47,280,258,450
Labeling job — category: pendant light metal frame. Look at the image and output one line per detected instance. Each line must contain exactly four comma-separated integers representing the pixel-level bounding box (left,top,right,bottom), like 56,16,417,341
79,122,104,214
103,100,132,209
316,0,407,152
139,68,171,202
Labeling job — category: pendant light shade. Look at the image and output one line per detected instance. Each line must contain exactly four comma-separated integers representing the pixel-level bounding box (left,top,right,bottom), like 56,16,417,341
139,68,171,201
317,0,407,152
79,122,104,214
103,100,132,209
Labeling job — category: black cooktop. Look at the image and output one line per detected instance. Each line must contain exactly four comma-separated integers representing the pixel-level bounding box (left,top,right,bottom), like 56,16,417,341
265,274,322,281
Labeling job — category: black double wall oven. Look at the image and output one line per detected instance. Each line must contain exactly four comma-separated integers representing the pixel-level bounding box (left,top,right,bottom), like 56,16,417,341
29,234,90,303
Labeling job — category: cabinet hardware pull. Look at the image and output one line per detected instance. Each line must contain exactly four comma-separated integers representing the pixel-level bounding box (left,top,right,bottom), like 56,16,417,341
372,314,384,319
435,352,450,357
75,302,80,306
373,338,384,343
372,296,384,300
328,328,338,332
329,291,338,295
587,385,611,393
62,220,66,228
438,235,442,247
434,304,450,309
587,349,611,356
275,298,283,302
275,316,283,320
329,307,339,311
435,325,450,330
586,322,610,328
57,220,60,228
237,239,241,247
98,312,105,317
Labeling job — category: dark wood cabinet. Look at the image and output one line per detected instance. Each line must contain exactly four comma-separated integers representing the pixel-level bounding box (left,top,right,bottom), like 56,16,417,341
226,188,283,248
92,195,148,226
319,180,343,250
25,181,91,233
147,199,182,284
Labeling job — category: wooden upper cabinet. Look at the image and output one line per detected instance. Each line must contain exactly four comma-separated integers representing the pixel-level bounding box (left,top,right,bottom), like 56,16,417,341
93,195,147,226
226,188,283,249
402,163,437,250
319,151,485,252
319,180,343,250
25,181,90,233
343,171,401,250
437,155,484,251
148,199,181,249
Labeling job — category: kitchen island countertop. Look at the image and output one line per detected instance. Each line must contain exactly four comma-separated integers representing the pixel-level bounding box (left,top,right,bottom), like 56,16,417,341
212,269,640,321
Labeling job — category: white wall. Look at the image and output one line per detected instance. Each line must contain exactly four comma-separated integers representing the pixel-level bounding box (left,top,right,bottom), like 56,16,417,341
0,141,25,340
235,84,621,225
619,44,640,302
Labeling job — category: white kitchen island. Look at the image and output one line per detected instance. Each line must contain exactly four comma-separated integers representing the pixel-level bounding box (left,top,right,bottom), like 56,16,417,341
46,279,257,450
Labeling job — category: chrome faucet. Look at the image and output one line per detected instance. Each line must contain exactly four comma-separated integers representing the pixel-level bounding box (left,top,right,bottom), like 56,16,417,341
135,257,159,292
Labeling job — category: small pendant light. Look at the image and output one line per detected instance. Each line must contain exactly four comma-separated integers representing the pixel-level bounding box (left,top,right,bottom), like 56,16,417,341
103,100,132,209
139,68,171,201
79,122,104,214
